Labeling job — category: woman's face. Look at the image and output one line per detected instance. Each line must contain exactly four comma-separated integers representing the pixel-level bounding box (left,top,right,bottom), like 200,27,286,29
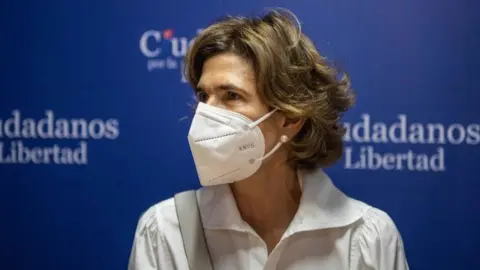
196,52,282,156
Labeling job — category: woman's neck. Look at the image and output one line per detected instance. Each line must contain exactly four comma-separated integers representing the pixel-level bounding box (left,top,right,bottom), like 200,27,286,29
229,161,302,252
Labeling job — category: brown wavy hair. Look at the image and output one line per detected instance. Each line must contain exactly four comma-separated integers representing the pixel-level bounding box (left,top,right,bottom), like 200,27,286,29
184,9,355,171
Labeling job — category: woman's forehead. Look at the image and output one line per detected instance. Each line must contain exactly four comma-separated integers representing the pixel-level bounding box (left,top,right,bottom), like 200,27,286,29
198,54,256,92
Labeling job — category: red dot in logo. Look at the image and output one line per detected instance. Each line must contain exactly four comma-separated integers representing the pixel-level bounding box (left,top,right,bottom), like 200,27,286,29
163,29,173,39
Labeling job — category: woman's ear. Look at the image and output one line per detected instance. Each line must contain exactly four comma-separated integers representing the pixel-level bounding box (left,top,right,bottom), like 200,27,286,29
281,116,305,140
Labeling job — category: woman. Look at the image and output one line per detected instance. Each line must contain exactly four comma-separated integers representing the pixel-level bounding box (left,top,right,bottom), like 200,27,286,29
129,9,409,270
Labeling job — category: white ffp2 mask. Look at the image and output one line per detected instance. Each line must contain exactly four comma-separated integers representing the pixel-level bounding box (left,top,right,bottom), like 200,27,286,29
187,102,288,186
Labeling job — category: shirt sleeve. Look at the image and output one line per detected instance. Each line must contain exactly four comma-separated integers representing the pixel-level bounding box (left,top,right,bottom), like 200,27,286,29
128,205,176,270
350,208,409,270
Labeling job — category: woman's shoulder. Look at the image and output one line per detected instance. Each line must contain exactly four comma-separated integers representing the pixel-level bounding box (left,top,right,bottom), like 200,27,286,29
129,195,191,270
355,206,402,240
134,196,179,235
350,205,409,269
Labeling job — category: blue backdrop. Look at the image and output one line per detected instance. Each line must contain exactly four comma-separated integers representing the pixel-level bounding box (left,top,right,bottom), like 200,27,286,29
1,0,479,269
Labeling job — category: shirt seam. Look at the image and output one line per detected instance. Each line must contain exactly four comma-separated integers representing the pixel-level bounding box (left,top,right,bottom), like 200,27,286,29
154,204,176,269
349,207,374,270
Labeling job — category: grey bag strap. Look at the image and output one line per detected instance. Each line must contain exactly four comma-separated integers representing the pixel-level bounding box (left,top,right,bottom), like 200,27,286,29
174,190,213,270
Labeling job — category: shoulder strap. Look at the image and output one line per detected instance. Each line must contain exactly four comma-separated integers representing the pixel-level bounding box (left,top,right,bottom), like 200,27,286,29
174,190,213,270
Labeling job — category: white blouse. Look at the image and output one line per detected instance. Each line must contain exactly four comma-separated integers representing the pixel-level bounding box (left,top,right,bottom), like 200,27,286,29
128,169,409,270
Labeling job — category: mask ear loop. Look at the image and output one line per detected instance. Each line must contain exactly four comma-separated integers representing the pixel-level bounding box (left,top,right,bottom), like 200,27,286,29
245,108,286,164
247,109,278,129
251,135,289,163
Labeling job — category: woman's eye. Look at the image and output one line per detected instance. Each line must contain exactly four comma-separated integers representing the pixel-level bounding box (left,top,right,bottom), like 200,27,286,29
196,91,208,102
226,91,241,100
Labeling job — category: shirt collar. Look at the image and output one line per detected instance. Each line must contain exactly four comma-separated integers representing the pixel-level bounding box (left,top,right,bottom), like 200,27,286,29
197,167,370,234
